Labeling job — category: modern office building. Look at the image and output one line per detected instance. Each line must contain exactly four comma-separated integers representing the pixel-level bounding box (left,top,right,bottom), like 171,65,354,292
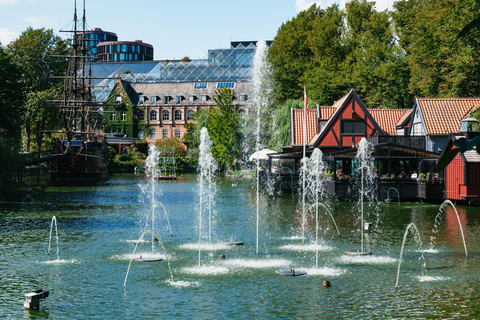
97,40,154,62
83,28,118,61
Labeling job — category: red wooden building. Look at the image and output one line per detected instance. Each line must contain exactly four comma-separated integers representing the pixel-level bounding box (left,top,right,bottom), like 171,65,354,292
443,135,480,202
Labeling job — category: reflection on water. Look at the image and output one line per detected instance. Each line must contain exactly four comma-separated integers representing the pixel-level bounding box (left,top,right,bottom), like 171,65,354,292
1,173,480,319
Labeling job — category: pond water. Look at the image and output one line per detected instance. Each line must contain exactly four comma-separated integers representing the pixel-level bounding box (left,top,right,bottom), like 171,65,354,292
1,174,480,319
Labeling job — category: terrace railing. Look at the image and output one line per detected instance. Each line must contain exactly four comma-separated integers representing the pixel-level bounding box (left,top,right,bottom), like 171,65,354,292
367,136,426,150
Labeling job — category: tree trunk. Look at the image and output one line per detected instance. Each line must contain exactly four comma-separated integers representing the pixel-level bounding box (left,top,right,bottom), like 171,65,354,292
24,123,31,153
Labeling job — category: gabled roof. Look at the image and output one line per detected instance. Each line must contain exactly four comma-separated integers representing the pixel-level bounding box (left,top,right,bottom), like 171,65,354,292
292,109,317,145
318,106,337,120
416,98,480,135
308,89,386,147
369,109,411,136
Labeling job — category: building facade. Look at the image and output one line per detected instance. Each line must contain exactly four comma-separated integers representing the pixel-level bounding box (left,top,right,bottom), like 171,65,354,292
97,40,154,62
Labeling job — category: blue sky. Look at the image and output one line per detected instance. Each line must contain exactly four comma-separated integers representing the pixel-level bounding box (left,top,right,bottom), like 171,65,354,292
0,0,396,60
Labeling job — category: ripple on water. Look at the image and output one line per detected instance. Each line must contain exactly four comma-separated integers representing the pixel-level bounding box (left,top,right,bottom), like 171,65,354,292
278,243,333,252
338,255,397,264
179,243,231,251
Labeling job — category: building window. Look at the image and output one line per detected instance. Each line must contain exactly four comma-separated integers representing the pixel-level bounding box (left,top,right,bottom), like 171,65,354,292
149,110,157,121
121,112,126,121
201,95,209,102
175,129,181,138
174,110,182,121
162,129,168,138
150,129,156,139
162,110,170,121
151,96,157,105
176,96,183,104
111,112,116,121
138,110,144,121
139,96,145,105
341,120,365,135
188,95,196,102
187,109,195,120
194,83,208,89
138,131,143,139
216,82,235,89
239,109,246,117
240,94,248,101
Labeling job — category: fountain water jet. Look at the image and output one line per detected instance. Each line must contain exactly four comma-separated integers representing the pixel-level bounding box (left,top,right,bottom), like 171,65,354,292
250,39,272,256
346,138,374,256
437,200,468,258
197,128,218,266
47,216,59,261
395,222,427,291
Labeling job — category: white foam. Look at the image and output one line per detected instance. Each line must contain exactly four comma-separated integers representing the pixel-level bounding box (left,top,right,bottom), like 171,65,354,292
420,248,440,254
278,243,333,252
124,239,147,243
298,267,346,276
281,236,306,240
41,258,79,264
223,258,291,269
338,255,397,264
418,275,450,282
179,243,230,251
167,280,199,287
181,265,229,275
110,253,168,261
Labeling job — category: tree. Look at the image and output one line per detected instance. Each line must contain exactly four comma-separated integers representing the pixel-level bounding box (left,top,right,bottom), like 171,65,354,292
208,88,241,170
6,27,68,153
0,46,26,199
272,99,304,149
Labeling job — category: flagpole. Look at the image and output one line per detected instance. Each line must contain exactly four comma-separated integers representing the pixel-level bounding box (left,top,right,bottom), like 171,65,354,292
302,86,307,242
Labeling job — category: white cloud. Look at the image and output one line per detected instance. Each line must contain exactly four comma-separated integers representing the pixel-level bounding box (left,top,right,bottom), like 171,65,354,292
295,0,396,13
0,28,19,45
24,16,57,28
0,0,20,5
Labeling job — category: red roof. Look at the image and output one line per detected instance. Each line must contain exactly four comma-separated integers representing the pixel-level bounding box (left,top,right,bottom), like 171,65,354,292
318,106,337,120
369,109,411,136
417,98,480,134
292,109,317,145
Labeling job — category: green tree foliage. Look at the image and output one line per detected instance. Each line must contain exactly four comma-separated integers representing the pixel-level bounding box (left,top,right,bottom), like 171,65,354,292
6,27,68,153
272,100,304,149
393,0,480,98
208,88,241,170
0,46,25,199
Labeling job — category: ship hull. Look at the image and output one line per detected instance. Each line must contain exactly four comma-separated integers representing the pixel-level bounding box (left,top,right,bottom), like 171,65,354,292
49,139,108,185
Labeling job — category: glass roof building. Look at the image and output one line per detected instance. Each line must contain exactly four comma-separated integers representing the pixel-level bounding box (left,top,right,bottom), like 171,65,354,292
91,40,271,101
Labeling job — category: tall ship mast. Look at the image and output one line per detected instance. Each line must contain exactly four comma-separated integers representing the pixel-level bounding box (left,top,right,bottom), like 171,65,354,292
48,0,108,184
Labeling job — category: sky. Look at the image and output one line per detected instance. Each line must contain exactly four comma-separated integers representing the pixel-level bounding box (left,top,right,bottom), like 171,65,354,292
0,0,396,60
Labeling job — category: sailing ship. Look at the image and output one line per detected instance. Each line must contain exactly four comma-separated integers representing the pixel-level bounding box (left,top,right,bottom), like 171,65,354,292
48,0,108,184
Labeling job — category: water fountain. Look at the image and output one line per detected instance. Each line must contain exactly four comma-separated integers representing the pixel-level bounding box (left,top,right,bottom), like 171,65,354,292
395,222,427,291
47,216,59,261
277,148,340,276
196,127,218,266
250,39,273,256
430,200,468,258
346,138,374,256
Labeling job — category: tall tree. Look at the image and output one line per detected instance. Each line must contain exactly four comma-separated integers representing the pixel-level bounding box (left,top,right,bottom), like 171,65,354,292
6,27,68,153
0,46,26,199
208,88,241,171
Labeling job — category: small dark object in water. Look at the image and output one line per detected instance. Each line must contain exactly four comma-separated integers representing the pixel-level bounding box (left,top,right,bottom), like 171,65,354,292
154,237,159,242
323,280,331,288
219,254,226,260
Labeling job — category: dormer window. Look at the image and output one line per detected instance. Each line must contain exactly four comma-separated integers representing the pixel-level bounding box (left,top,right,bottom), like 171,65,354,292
188,95,197,102
176,96,184,104
115,95,121,103
201,95,209,102
139,96,145,105
164,96,172,104
240,94,248,101
151,96,157,105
